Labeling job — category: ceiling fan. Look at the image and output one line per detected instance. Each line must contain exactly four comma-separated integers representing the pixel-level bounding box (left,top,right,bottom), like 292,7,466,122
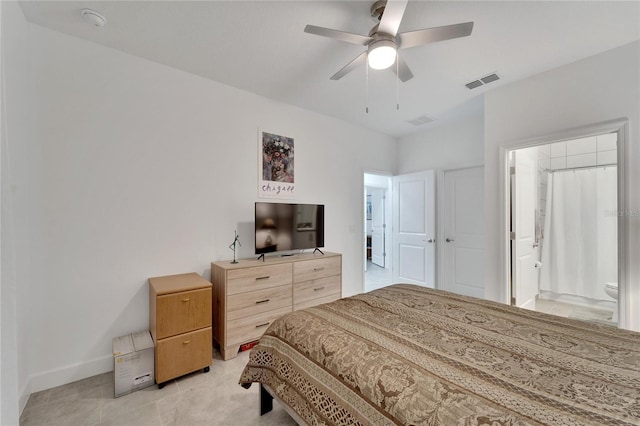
304,0,473,82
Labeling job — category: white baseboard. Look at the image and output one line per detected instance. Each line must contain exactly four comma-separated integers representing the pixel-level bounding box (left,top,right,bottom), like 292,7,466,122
519,297,536,310
19,381,30,417
26,354,113,397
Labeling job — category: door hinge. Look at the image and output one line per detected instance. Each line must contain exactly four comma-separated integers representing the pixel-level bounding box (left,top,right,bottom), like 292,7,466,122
510,232,516,240
511,297,516,305
382,224,386,228
510,166,515,175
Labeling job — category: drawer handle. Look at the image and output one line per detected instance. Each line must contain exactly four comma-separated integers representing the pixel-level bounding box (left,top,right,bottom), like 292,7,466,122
313,267,325,272
255,276,270,281
313,286,325,292
181,298,190,302
182,340,191,345
255,299,270,304
255,322,270,328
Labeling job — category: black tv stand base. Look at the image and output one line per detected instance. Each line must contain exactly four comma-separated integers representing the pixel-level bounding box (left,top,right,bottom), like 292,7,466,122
313,248,324,255
257,253,265,262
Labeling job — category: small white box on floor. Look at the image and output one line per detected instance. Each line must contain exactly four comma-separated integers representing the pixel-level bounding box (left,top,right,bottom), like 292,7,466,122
112,330,155,398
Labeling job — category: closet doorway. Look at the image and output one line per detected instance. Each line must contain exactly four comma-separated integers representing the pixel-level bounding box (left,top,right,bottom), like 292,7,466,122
509,131,621,326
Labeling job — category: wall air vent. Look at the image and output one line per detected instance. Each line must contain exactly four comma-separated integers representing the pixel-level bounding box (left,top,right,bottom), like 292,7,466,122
406,115,435,126
466,72,500,90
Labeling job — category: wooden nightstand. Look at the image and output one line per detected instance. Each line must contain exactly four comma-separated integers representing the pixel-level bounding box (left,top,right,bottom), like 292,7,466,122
149,273,212,387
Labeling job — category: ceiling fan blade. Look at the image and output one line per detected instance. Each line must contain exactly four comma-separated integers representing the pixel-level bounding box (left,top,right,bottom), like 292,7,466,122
330,51,367,80
392,54,414,82
304,25,371,46
377,0,408,36
398,22,474,50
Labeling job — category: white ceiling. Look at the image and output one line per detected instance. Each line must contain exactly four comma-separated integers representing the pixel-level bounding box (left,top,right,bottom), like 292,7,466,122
18,1,640,137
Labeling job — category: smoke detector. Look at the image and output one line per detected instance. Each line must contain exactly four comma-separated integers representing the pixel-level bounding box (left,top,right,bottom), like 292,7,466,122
81,9,106,27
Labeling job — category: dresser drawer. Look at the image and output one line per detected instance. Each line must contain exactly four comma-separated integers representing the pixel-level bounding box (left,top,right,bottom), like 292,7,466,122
156,288,212,339
226,306,291,346
295,293,341,311
227,263,292,295
227,284,292,321
294,256,341,282
155,327,212,383
294,275,341,307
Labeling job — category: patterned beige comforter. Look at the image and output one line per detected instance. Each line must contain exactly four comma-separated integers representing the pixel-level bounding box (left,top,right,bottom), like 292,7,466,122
239,284,640,425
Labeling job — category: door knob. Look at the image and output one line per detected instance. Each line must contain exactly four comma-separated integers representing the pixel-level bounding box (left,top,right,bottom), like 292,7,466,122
424,239,435,243
446,238,454,243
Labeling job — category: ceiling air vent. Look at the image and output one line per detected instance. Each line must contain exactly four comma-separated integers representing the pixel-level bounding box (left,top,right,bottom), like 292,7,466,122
466,72,500,90
406,115,435,126
481,73,500,84
465,80,483,90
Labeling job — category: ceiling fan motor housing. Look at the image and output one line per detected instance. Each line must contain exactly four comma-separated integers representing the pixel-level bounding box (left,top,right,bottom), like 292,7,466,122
370,0,388,21
368,33,397,51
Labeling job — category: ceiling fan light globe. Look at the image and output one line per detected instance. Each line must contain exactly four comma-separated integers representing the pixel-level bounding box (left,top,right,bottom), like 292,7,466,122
368,42,396,70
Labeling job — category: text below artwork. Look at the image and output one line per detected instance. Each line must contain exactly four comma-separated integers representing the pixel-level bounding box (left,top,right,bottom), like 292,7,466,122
259,130,295,198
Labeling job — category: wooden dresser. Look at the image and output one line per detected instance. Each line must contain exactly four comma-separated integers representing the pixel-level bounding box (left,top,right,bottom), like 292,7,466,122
211,252,341,360
149,273,212,386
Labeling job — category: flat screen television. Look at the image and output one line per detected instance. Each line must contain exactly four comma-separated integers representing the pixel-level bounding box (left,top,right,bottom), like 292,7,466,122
255,202,325,255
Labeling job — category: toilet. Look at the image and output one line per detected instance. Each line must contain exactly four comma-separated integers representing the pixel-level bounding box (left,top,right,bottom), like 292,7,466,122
604,282,618,300
604,282,618,323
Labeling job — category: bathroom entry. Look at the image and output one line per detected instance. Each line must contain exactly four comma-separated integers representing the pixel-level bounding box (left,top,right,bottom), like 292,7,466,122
510,132,619,325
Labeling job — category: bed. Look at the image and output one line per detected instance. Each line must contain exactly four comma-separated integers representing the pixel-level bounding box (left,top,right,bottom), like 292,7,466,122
239,284,640,425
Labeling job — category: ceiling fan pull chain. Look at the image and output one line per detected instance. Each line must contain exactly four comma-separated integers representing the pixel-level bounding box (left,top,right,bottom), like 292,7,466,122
366,59,369,114
396,52,400,111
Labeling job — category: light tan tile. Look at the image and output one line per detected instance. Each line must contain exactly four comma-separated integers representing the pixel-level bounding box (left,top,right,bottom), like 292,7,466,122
21,349,296,426
101,380,178,421
98,401,160,426
20,387,103,426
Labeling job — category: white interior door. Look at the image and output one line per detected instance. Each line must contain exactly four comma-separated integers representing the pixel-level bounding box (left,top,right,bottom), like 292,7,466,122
512,148,538,309
442,167,485,298
370,188,385,267
392,171,436,287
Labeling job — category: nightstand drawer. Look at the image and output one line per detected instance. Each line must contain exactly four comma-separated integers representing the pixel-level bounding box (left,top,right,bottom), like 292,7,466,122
227,263,292,295
156,288,212,339
155,327,212,384
294,275,341,307
227,284,292,321
294,257,341,282
226,306,291,346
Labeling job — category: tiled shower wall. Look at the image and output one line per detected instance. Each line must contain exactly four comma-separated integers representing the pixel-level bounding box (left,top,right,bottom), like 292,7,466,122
540,133,618,171
537,132,617,241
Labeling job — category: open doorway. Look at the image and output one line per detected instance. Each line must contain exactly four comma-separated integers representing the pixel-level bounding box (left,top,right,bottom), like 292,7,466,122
509,132,620,326
364,173,392,292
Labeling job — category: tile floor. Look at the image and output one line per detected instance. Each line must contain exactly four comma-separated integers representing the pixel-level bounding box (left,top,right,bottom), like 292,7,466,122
20,350,296,426
533,297,615,325
364,260,393,291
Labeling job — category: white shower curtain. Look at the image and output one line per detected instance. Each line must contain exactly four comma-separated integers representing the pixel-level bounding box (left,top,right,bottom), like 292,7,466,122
539,166,617,300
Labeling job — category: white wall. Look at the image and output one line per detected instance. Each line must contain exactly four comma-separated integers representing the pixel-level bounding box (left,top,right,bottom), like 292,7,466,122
397,98,484,174
2,12,397,416
484,41,640,330
2,1,36,423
